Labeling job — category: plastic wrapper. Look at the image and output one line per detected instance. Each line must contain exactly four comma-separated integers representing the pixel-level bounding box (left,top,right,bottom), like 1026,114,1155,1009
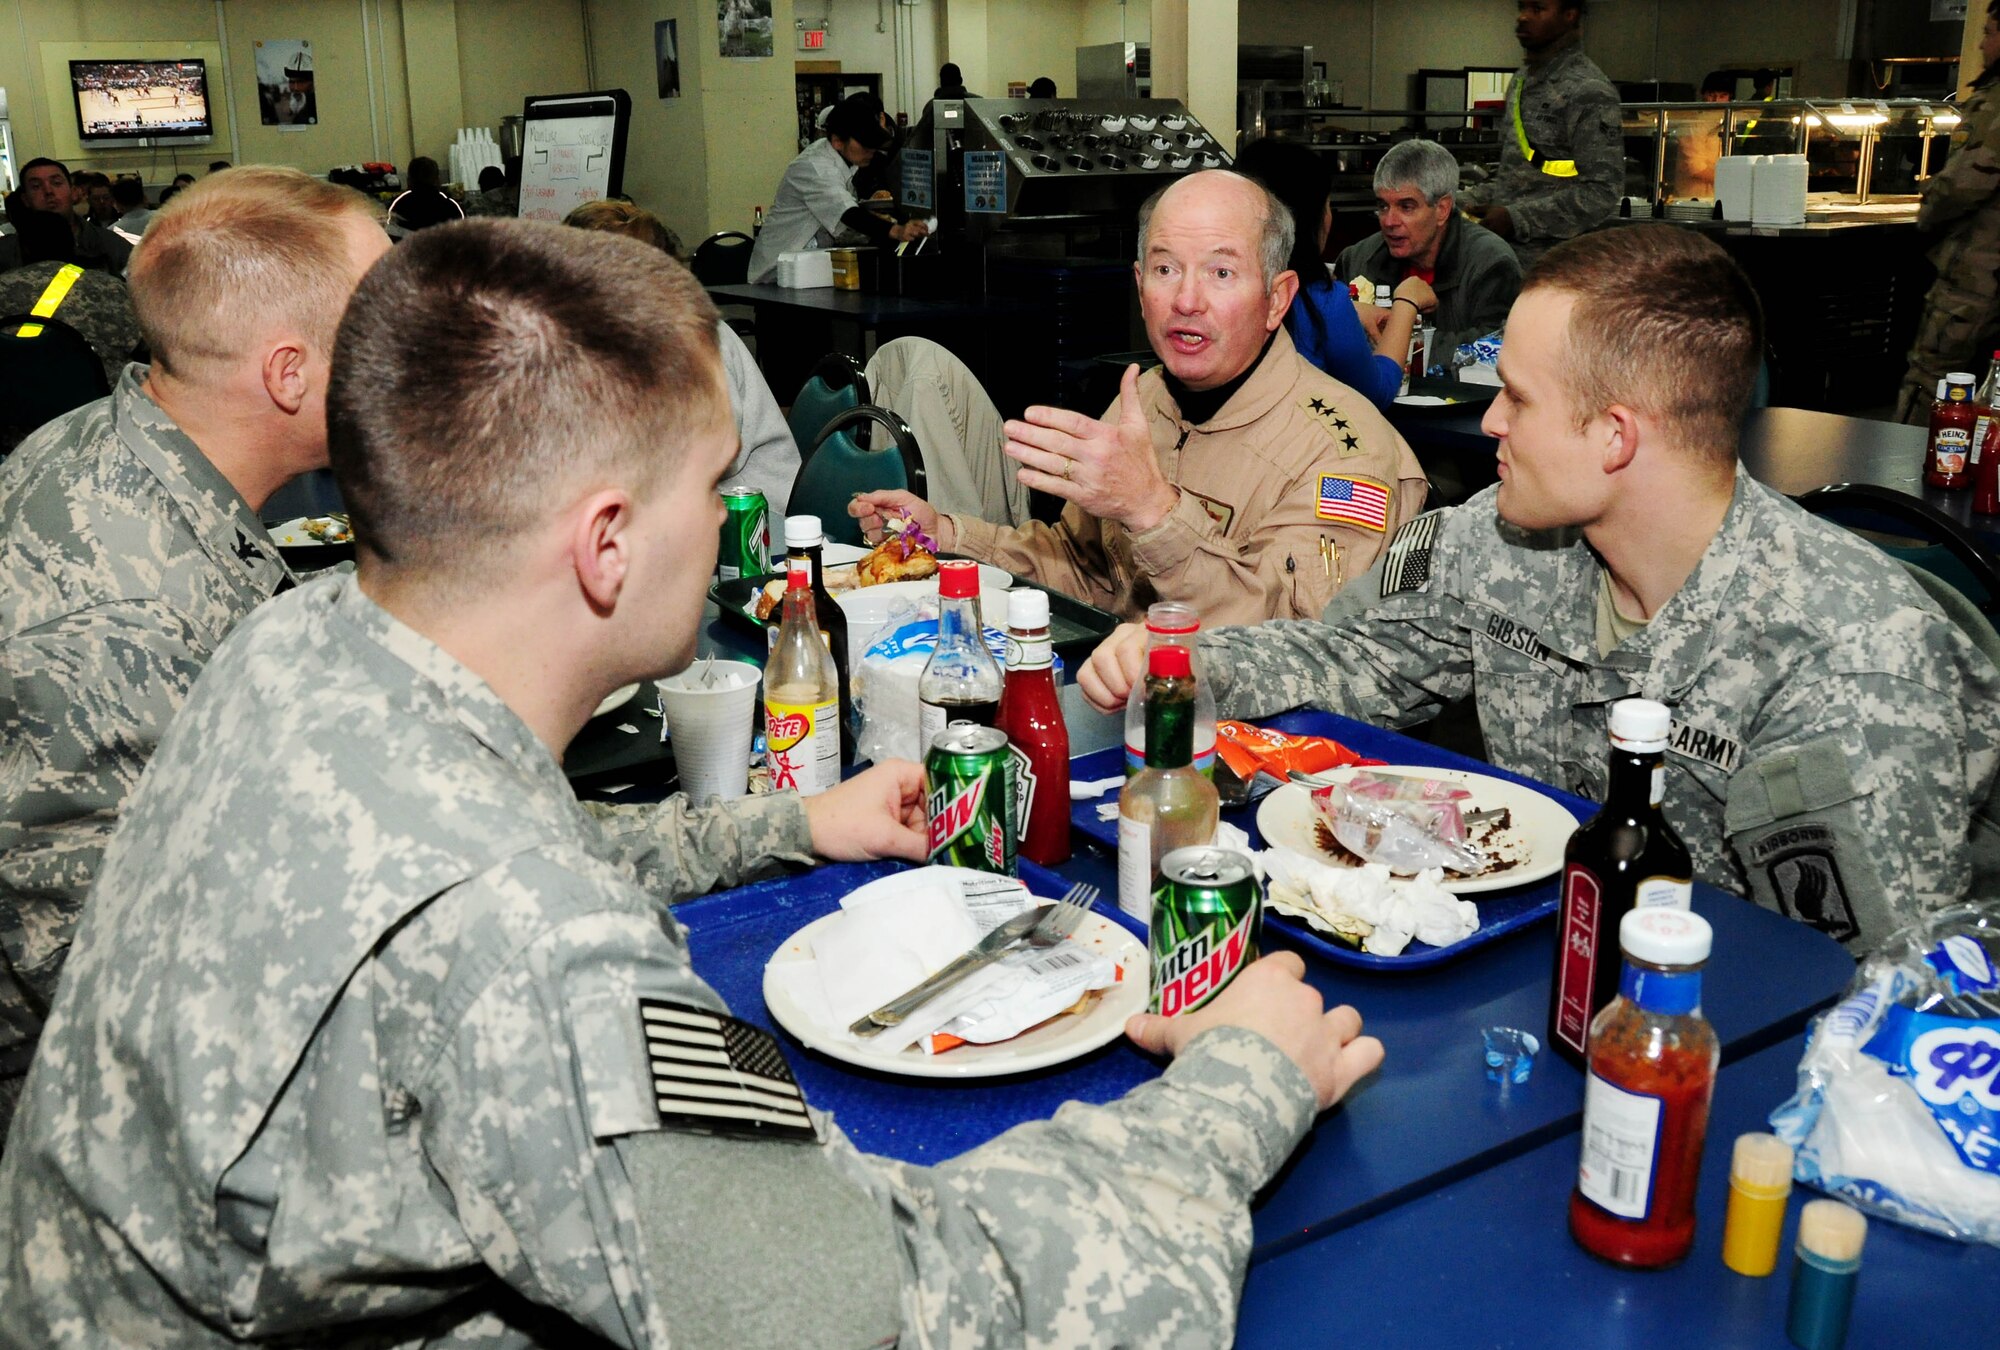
1770,902,2000,1245
1213,721,1380,806
925,944,1122,1053
1308,772,1486,876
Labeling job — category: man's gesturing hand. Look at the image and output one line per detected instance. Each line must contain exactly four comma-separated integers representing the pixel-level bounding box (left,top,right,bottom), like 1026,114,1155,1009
1126,952,1385,1112
1002,363,1178,533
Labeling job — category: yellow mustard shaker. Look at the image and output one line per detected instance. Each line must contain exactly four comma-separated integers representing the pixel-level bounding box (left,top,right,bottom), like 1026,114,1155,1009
1721,1131,1795,1276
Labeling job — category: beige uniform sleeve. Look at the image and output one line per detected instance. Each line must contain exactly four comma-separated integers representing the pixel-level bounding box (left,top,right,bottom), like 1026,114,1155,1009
949,503,1123,613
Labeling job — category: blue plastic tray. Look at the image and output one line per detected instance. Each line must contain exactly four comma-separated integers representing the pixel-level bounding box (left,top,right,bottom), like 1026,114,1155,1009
681,857,1156,1164
1069,708,1598,971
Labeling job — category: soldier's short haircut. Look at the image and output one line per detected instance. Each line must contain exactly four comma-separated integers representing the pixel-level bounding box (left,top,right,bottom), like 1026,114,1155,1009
1374,140,1461,205
1137,170,1295,289
1524,226,1762,465
564,198,683,260
126,166,380,381
327,220,724,578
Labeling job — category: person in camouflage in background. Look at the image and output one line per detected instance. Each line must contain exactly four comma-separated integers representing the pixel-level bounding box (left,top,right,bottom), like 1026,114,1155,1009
1898,0,2000,423
0,209,145,395
0,168,389,1134
1459,0,1623,269
1084,226,2000,954
0,220,1384,1347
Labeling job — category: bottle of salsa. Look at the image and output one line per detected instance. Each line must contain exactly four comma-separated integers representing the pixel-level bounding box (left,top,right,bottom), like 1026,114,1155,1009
997,588,1071,865
1570,907,1720,1269
1926,373,1978,490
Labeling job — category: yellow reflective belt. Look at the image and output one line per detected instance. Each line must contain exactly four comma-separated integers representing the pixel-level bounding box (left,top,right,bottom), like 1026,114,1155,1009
15,264,85,338
1510,79,1578,178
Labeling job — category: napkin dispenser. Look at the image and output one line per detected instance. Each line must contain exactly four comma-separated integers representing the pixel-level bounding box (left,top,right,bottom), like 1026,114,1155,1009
775,250,836,289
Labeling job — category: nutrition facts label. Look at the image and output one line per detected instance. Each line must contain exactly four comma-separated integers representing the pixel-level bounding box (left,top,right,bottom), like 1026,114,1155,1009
1578,1072,1662,1219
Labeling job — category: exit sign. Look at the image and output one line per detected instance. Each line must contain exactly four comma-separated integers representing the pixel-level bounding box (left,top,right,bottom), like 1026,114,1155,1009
799,27,827,50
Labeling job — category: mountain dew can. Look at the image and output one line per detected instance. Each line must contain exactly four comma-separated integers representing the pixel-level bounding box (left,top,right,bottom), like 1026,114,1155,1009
717,486,769,584
1149,847,1260,1017
925,725,1015,875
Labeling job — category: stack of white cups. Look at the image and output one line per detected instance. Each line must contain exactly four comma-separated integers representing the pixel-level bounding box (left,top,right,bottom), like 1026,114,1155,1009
447,128,504,190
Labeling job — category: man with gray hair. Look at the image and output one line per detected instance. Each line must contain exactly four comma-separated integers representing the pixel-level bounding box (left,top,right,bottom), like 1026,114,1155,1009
1338,139,1523,357
854,169,1427,624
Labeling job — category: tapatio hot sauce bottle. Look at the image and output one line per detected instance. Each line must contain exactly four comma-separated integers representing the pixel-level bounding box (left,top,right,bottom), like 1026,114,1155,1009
1926,372,1978,490
1570,908,1720,1269
996,588,1071,866
1548,698,1693,1069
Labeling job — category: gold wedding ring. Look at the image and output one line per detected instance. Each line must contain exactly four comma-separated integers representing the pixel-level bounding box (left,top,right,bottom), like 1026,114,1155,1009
1061,457,1074,480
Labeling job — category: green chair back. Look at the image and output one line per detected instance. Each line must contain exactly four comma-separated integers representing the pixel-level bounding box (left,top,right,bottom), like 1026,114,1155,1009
787,352,868,454
789,406,929,547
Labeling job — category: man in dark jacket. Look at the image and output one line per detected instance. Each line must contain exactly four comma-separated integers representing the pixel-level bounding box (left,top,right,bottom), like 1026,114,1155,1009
1337,139,1523,356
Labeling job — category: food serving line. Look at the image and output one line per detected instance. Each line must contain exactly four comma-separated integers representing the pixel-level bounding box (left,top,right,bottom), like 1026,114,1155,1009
552,561,2000,1339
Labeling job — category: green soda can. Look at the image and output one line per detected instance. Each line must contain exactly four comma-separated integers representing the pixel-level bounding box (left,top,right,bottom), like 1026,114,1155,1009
925,725,1015,875
1149,846,1260,1017
717,486,769,584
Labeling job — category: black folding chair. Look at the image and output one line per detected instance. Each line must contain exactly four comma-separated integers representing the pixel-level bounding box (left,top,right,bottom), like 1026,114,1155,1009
0,314,111,455
1792,482,2000,618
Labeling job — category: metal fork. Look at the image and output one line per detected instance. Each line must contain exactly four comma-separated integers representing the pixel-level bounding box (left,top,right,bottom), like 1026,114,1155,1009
849,882,1101,1037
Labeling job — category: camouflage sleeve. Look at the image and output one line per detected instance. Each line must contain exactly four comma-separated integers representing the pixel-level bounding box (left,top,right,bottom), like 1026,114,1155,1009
1505,81,1623,245
1724,656,1984,953
1918,97,2000,233
0,599,212,1007
1199,512,1476,725
949,504,1122,613
581,789,815,901
838,1025,1316,1348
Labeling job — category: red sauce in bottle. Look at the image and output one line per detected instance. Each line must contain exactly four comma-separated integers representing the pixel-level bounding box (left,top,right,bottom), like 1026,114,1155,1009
1975,415,2000,517
996,592,1071,866
1569,909,1720,1268
1926,374,1978,491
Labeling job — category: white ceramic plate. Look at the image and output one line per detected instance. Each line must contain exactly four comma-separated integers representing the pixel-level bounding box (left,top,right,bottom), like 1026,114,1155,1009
822,542,869,566
834,572,1012,624
592,683,641,719
763,912,1149,1079
270,515,353,547
1255,767,1577,895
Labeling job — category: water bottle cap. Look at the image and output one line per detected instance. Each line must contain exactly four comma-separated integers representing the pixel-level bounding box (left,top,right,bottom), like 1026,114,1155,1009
784,515,823,547
1007,588,1050,628
1149,645,1192,678
1619,907,1712,966
938,559,979,598
1608,698,1671,751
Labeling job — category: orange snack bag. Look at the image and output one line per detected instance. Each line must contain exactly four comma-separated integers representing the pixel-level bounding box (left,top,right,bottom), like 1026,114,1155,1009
1215,720,1379,782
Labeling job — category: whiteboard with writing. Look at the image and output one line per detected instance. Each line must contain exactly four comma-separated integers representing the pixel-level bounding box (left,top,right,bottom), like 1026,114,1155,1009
518,90,631,222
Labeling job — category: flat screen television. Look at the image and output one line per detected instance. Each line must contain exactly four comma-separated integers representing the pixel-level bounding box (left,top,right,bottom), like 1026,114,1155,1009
70,59,213,142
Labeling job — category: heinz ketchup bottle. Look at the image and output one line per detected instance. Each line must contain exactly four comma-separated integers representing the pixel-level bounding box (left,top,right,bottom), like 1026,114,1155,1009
1570,908,1720,1269
1926,373,1978,491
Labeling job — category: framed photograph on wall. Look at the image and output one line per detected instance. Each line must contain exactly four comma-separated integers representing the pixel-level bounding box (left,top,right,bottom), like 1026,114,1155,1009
656,20,681,98
718,0,774,60
255,38,316,127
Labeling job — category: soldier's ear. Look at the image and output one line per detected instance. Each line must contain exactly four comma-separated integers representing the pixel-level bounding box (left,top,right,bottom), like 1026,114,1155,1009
572,488,635,613
1600,403,1642,476
260,338,310,417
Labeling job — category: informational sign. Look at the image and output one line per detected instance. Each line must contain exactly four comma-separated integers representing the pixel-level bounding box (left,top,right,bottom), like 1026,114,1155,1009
518,89,631,222
798,26,827,51
964,150,1006,214
900,148,934,211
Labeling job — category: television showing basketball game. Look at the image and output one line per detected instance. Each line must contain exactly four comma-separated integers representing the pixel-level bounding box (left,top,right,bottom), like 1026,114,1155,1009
70,60,213,141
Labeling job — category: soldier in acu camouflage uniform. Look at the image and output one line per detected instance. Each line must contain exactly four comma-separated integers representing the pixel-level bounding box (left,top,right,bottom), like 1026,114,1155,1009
0,168,389,1135
1459,0,1624,270
1084,226,2000,955
0,208,145,394
0,220,1383,1347
1897,1,2000,423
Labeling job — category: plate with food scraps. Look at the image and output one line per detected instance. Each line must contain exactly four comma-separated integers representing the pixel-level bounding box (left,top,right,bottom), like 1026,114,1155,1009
763,911,1148,1079
1255,767,1576,894
270,514,354,547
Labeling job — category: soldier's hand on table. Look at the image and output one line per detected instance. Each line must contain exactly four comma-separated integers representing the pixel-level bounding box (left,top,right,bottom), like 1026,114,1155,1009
1126,952,1385,1112
1078,622,1148,714
1003,364,1179,533
804,760,929,861
849,490,954,551
1393,275,1438,315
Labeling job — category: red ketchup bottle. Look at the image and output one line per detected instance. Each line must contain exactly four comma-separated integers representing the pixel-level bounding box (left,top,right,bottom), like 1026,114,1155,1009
997,589,1071,865
1925,372,1978,490
1570,908,1720,1269
1975,415,2000,516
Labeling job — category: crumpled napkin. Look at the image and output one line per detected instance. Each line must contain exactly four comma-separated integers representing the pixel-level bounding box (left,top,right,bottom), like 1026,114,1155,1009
1257,845,1478,956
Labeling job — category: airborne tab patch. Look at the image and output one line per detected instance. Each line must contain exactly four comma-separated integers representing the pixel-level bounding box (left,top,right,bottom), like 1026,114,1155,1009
1381,511,1441,596
640,999,818,1143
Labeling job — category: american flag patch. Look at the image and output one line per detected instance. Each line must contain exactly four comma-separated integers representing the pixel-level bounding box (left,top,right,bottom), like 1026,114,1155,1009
640,999,817,1143
1317,475,1391,531
1381,511,1442,597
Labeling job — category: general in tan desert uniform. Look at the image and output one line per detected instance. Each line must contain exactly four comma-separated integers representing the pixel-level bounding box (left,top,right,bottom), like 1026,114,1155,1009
0,168,388,1134
0,220,1385,1348
853,169,1427,626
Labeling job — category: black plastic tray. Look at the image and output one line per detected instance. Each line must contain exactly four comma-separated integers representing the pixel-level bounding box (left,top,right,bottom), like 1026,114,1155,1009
1392,376,1499,416
709,565,1120,670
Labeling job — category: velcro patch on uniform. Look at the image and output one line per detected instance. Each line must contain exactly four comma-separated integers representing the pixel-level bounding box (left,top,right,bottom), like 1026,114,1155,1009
1185,489,1235,533
1317,475,1391,531
1301,395,1367,457
1747,824,1860,944
1381,511,1440,595
640,999,817,1143
1667,719,1742,774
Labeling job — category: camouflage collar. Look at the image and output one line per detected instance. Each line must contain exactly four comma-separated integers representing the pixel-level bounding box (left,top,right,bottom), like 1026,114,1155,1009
110,367,293,603
328,573,572,791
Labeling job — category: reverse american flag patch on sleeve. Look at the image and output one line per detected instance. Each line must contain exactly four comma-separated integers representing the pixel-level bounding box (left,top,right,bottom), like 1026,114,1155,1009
1381,511,1442,597
640,998,818,1143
